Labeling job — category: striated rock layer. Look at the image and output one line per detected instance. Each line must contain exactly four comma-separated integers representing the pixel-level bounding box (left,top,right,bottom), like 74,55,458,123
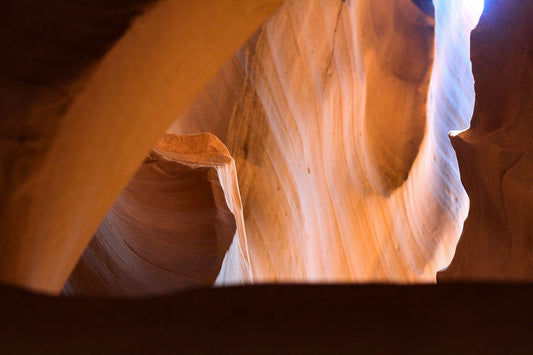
169,0,481,283
438,0,533,281
0,0,280,293
64,134,252,296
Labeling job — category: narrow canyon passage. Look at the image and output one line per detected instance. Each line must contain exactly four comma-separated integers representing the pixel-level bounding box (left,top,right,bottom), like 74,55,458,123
0,0,532,352
0,0,529,298
165,0,484,285
66,0,487,293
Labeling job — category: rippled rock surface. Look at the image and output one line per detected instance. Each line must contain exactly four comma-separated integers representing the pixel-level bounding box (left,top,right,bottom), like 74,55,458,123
169,0,480,283
64,134,252,296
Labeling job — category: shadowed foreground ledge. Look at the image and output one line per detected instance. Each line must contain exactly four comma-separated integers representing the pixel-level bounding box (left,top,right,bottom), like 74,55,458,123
0,284,532,354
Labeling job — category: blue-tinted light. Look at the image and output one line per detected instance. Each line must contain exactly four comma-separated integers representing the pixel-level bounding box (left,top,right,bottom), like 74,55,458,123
463,0,485,22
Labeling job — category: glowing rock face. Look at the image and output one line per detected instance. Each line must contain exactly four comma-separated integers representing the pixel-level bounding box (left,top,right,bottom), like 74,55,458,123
169,0,481,283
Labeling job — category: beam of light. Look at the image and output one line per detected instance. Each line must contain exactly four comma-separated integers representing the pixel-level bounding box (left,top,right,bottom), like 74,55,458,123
427,0,486,273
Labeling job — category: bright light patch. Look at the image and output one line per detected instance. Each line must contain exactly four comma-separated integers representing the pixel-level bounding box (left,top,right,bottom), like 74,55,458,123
463,0,485,25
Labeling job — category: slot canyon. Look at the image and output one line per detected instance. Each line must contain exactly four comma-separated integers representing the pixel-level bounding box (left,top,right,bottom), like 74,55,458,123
0,0,531,353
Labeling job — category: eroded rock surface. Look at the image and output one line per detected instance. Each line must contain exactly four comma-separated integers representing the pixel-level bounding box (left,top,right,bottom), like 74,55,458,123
64,134,252,296
169,0,479,282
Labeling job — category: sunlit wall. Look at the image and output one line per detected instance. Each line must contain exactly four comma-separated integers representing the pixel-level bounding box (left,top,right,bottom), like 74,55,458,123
428,0,484,271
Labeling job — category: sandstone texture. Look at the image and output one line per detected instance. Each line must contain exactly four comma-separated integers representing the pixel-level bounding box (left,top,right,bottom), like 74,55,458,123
168,0,480,283
64,134,252,296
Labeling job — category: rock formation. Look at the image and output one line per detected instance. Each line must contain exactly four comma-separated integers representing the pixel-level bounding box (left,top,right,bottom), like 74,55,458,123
1,0,533,350
167,0,481,283
0,0,280,293
64,134,252,296
1,0,530,297
438,0,533,281
67,0,484,291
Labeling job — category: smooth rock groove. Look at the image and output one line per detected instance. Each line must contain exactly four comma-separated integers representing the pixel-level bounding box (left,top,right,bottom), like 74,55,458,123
169,0,482,283
64,134,252,296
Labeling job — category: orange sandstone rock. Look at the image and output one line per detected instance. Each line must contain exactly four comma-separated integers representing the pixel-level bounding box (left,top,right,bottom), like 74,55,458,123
64,134,252,296
168,0,479,282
